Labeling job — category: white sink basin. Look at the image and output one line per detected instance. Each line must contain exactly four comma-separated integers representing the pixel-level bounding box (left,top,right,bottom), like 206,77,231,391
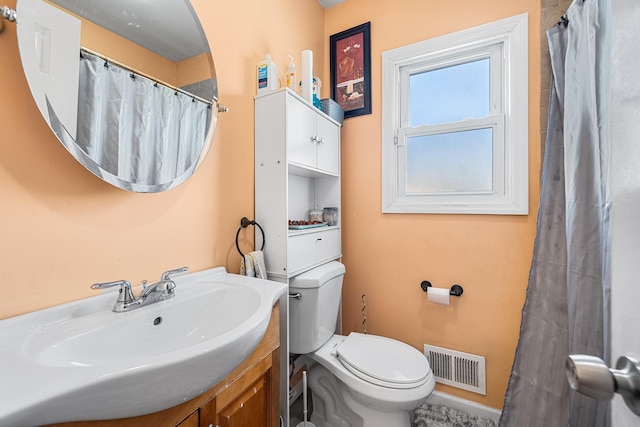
0,267,286,426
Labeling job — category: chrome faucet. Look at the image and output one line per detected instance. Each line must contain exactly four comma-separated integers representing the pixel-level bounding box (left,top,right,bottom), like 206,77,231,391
91,266,189,312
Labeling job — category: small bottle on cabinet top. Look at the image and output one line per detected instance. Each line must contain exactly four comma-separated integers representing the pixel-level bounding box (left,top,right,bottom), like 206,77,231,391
286,55,297,91
257,54,279,95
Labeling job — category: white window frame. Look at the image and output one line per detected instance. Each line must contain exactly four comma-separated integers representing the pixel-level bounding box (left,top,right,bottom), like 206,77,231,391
382,14,528,215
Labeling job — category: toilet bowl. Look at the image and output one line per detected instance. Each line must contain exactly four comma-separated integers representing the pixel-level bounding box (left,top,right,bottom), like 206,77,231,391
289,261,435,427
308,334,435,426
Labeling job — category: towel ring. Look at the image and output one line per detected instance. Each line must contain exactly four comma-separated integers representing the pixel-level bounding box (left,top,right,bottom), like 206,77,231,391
235,217,265,257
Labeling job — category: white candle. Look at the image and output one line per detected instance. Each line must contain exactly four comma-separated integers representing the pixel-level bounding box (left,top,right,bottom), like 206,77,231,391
301,50,313,103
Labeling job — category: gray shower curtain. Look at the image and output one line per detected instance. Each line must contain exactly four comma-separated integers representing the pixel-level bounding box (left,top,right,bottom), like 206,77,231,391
500,1,611,426
76,51,210,186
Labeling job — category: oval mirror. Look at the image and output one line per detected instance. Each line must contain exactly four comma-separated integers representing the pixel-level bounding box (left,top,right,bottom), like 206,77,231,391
15,0,219,192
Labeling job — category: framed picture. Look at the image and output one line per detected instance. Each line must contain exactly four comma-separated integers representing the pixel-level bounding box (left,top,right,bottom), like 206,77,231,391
330,22,371,119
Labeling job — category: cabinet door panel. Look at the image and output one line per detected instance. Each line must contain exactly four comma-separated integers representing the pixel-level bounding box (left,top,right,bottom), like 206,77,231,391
288,228,341,275
287,96,317,169
177,411,199,427
199,398,216,427
218,376,268,427
315,115,340,175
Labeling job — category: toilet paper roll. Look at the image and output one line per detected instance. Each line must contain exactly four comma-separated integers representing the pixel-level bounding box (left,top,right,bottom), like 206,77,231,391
427,287,450,306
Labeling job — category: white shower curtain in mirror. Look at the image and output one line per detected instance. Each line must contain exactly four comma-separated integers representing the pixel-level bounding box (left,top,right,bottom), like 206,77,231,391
500,1,611,426
76,52,209,186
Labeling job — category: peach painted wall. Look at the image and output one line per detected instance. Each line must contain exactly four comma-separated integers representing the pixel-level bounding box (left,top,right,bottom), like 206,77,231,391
0,0,324,320
176,53,215,87
0,0,541,412
324,0,541,409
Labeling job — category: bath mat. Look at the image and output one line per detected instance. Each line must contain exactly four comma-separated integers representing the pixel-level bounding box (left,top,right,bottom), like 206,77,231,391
414,403,498,427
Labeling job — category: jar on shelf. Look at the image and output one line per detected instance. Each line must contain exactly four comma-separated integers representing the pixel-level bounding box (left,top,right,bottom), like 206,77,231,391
323,207,338,226
309,206,323,222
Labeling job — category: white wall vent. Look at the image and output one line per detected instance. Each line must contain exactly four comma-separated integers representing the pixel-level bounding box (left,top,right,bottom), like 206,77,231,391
424,344,486,395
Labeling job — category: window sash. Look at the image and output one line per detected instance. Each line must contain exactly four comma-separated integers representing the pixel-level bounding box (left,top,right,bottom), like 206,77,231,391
399,45,503,129
396,116,505,198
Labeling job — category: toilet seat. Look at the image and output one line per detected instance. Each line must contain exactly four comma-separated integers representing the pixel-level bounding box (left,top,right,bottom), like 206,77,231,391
334,333,431,389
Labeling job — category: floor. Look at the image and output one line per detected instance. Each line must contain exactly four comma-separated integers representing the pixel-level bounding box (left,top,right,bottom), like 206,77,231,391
290,395,498,427
414,402,498,427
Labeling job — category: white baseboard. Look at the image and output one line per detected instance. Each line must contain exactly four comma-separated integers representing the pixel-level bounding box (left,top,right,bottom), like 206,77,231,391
426,391,502,422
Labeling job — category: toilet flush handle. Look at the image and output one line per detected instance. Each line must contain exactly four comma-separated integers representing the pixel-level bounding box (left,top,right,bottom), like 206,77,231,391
289,293,302,300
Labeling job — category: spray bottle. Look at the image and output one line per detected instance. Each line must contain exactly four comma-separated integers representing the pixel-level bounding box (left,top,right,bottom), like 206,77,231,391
286,55,297,92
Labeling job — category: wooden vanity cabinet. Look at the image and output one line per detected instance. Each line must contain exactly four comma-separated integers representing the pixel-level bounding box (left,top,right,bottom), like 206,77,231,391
199,369,273,427
47,304,280,427
177,412,199,427
199,343,279,427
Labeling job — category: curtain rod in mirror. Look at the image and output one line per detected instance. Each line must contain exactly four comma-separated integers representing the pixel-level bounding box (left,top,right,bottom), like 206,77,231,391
80,46,214,106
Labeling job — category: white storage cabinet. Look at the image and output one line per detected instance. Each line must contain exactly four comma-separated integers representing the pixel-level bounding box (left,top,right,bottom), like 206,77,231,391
254,88,342,281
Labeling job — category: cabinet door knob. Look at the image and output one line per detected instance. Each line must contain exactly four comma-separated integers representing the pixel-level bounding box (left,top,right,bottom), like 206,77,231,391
317,137,325,144
311,136,318,143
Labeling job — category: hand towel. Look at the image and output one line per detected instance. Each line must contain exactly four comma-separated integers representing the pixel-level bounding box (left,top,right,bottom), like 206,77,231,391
240,250,267,279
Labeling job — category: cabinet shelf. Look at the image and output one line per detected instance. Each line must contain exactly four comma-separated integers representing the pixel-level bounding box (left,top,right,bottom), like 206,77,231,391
288,225,340,237
288,162,339,179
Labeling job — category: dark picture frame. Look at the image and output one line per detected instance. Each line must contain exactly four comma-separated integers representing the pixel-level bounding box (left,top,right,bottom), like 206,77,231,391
330,22,371,119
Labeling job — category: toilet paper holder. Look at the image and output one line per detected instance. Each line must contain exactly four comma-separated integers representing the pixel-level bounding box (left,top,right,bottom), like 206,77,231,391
420,281,464,297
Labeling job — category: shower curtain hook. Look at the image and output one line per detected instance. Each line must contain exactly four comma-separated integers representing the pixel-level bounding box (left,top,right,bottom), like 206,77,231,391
1,6,16,21
0,5,17,33
558,15,569,27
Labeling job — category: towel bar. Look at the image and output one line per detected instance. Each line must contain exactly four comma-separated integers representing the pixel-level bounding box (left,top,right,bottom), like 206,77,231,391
235,217,265,257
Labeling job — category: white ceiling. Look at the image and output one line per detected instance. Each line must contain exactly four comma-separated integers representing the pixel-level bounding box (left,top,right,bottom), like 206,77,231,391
318,0,347,7
50,0,210,62
47,0,343,63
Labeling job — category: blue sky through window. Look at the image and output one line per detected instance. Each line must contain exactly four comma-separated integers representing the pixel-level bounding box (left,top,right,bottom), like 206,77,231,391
409,58,490,126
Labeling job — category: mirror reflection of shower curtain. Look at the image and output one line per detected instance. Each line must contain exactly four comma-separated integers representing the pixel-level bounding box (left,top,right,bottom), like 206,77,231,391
500,1,611,426
76,52,209,186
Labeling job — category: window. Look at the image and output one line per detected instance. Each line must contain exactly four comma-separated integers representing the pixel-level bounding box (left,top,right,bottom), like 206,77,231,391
382,14,528,214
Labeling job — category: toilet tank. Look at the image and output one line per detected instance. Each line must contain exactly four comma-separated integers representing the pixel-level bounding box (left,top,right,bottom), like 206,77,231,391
289,261,346,354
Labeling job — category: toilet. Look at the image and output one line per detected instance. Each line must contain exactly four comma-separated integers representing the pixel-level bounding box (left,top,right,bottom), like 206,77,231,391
289,261,435,427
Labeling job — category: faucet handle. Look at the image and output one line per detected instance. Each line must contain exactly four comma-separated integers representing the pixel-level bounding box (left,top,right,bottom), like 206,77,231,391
91,280,135,304
160,266,189,281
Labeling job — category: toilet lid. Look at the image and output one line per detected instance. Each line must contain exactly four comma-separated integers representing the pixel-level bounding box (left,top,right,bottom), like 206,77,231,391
335,333,430,388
